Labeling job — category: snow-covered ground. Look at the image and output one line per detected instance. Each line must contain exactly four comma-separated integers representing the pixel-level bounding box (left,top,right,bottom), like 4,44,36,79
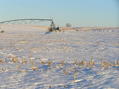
0,24,119,89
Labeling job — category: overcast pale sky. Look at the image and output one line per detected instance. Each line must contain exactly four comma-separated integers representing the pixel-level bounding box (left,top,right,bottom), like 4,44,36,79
0,0,119,27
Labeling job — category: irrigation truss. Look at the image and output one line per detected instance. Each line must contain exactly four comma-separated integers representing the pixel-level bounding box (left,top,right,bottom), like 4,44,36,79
0,19,56,30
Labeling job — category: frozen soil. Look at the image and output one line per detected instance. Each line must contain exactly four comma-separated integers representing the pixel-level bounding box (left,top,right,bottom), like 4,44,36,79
0,25,119,89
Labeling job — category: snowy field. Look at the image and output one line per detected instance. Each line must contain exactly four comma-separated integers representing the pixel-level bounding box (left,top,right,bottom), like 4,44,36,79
0,24,119,89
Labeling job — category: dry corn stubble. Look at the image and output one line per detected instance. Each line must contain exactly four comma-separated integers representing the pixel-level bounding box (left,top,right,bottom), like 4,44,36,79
31,66,39,71
21,58,27,64
0,59,4,63
11,57,19,63
47,61,53,67
100,61,113,69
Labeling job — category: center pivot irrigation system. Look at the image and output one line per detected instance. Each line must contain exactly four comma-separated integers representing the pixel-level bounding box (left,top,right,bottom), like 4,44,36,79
0,19,60,32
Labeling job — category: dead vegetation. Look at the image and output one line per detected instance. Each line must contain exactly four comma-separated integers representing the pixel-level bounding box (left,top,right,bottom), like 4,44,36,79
0,54,119,73
0,30,5,33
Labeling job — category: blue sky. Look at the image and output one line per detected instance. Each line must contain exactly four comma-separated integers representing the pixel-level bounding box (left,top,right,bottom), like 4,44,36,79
0,0,119,27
